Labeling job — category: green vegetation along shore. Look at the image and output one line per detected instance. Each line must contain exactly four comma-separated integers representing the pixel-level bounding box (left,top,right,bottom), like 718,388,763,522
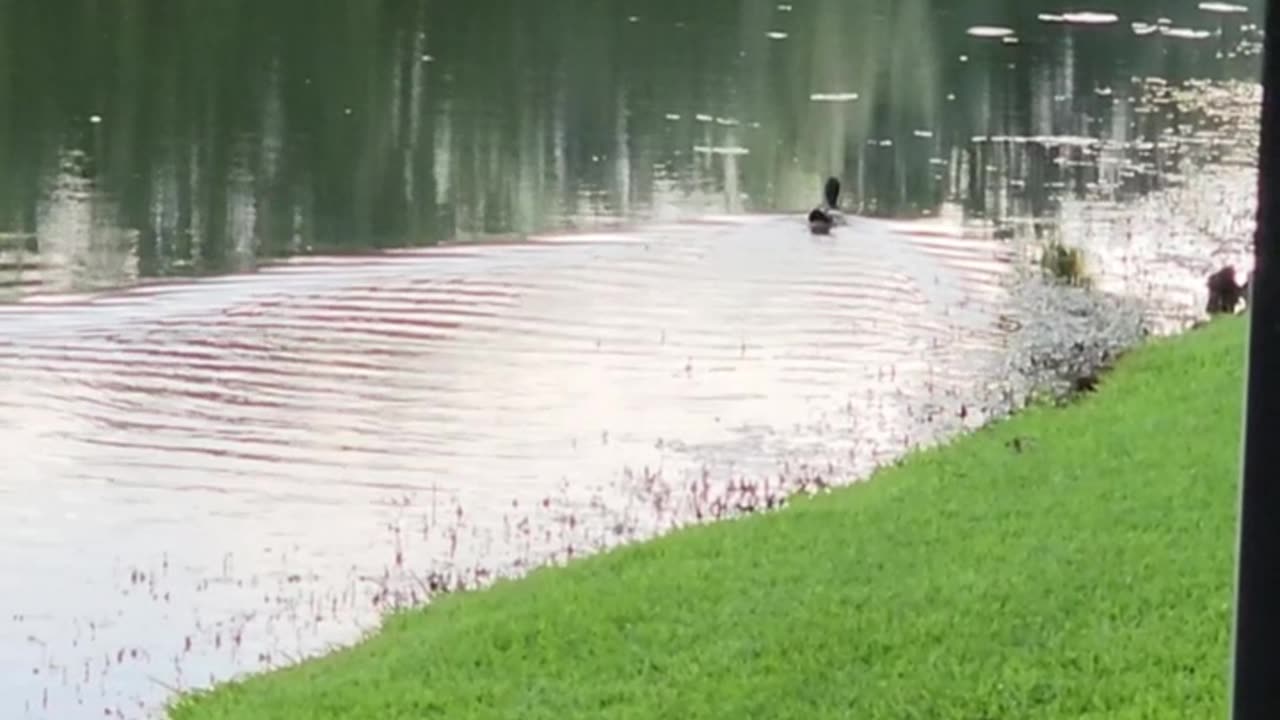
172,316,1247,720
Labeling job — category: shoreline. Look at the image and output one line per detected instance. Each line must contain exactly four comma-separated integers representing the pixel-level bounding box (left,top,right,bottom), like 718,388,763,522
4,210,1189,720
168,311,1244,718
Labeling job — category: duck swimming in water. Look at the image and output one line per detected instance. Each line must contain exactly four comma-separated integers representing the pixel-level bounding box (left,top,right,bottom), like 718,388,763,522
808,177,842,234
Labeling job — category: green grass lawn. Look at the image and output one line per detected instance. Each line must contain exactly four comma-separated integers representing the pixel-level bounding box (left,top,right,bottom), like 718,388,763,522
172,317,1247,720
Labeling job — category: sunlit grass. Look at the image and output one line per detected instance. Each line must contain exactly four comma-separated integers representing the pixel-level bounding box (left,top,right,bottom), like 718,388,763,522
172,317,1246,720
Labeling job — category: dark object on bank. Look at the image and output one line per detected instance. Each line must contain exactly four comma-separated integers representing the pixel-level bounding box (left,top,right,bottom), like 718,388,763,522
1206,265,1248,314
1072,372,1099,394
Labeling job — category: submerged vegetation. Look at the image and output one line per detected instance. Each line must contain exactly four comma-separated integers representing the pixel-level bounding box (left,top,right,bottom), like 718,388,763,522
172,316,1244,720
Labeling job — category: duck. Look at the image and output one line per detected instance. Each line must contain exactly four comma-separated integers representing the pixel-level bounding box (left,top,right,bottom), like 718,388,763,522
1206,265,1250,315
807,176,843,234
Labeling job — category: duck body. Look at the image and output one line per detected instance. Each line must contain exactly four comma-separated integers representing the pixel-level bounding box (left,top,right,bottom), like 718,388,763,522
807,176,843,234
808,207,835,234
1206,265,1250,314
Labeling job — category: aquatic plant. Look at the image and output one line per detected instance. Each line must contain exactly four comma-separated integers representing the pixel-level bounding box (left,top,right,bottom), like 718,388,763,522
1041,240,1090,287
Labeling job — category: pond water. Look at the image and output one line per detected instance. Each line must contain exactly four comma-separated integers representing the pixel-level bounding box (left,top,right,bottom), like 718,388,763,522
0,1,1264,718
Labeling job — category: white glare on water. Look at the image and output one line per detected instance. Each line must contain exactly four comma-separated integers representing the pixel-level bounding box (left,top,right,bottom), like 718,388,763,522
966,25,1015,38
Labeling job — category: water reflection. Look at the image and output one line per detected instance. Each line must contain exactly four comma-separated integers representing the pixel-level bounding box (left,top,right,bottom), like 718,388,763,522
0,0,1260,297
0,1,1266,718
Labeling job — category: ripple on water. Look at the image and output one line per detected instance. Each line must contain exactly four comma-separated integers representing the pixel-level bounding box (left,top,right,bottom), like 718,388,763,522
0,212,1054,717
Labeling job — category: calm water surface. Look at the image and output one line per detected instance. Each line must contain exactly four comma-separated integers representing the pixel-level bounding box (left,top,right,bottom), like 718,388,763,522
0,1,1265,717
